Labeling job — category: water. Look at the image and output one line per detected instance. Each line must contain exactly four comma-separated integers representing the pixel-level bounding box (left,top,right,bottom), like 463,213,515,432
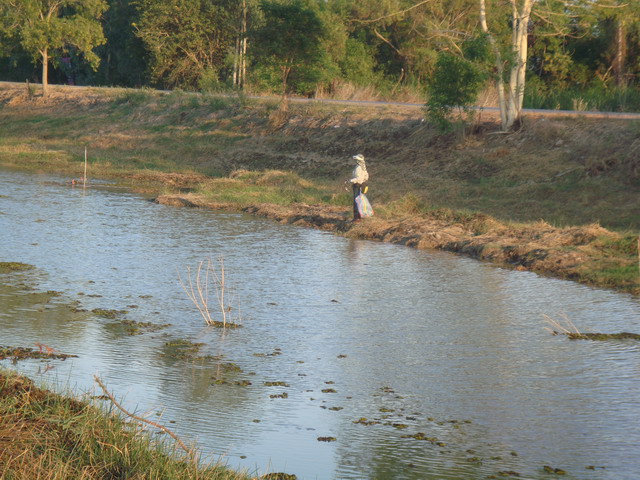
1,168,639,480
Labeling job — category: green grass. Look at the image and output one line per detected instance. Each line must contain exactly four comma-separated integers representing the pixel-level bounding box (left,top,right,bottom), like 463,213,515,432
0,369,251,480
524,85,640,112
0,84,637,294
195,170,345,207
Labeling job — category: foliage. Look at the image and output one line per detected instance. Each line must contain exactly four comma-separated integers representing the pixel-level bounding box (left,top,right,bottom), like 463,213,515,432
426,49,487,131
93,0,147,86
0,369,251,479
250,0,329,99
0,0,107,93
135,0,235,89
0,0,639,107
524,83,640,112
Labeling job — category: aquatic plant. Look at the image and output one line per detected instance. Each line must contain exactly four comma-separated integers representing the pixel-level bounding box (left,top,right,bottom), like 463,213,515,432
178,257,241,328
0,262,35,273
543,314,640,341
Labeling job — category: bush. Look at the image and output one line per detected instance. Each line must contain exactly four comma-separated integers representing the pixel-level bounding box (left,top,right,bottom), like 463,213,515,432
426,52,486,131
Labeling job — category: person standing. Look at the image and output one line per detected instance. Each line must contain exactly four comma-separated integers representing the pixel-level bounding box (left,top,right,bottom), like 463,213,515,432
349,154,369,220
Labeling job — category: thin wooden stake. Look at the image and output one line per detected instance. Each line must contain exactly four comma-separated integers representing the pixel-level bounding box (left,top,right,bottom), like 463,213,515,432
83,146,88,189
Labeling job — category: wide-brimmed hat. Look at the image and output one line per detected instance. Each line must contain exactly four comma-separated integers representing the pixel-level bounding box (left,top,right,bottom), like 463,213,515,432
353,154,365,163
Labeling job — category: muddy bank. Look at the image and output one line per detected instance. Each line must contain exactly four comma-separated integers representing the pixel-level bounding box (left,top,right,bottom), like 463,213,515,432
156,193,637,294
1,82,637,294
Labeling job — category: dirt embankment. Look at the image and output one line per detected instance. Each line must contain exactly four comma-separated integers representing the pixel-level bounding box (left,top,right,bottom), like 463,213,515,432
1,82,638,294
155,192,634,293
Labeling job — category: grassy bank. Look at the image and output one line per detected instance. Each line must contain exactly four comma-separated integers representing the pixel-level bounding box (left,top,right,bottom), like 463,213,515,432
0,369,250,479
0,82,638,294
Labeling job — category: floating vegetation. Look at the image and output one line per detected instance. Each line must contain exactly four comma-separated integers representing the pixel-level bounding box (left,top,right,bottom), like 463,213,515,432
328,406,343,411
379,407,394,413
337,354,347,358
321,388,337,393
0,345,77,361
567,332,640,341
107,319,171,336
317,437,336,442
207,320,242,329
264,381,289,387
260,473,297,480
543,466,566,475
161,339,205,359
210,363,244,384
390,423,409,430
269,392,288,399
401,432,439,443
253,349,282,357
91,308,128,319
353,417,380,426
0,262,35,273
496,471,520,477
544,314,640,341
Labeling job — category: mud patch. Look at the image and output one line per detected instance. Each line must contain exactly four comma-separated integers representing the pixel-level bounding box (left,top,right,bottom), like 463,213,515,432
0,345,78,362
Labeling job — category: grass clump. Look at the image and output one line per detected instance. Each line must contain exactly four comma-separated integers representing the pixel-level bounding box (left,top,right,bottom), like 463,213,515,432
576,234,640,293
0,262,35,273
197,170,334,207
0,369,249,480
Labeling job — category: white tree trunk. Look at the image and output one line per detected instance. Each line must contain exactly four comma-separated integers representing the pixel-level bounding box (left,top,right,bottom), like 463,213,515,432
233,0,248,88
480,0,533,131
479,0,507,129
41,48,49,98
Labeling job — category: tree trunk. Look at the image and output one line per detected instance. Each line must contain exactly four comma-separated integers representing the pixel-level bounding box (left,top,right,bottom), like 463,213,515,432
240,0,247,88
41,48,49,98
481,0,532,131
233,35,240,86
614,18,627,87
233,0,248,89
479,0,507,129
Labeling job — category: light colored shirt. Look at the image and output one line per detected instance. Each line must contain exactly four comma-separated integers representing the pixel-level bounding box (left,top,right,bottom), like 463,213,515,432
350,165,368,184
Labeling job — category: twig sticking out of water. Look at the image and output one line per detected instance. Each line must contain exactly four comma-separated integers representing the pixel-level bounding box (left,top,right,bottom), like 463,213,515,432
543,314,584,339
178,257,237,327
94,375,196,461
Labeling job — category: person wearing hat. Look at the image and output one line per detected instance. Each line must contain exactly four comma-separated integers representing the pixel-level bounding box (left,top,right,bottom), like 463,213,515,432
349,154,369,220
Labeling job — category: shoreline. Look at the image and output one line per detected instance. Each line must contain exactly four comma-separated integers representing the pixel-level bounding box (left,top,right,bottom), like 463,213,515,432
155,193,639,296
1,81,638,295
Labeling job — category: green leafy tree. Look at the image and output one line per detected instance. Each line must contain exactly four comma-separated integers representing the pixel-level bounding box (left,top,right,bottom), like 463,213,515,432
426,37,488,131
94,0,147,86
135,0,236,89
251,0,328,105
0,0,107,96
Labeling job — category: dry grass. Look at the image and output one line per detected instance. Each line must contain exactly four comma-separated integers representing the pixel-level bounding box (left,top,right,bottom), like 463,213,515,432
0,369,251,479
0,82,638,293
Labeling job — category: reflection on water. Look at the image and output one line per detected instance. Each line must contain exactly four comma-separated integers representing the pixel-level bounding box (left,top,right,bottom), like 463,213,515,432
1,168,640,480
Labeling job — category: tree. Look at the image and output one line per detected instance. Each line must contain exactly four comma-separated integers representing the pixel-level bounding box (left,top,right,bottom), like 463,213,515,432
94,0,147,87
251,0,328,105
426,36,488,131
589,0,640,87
135,0,236,90
479,0,534,130
0,0,107,97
